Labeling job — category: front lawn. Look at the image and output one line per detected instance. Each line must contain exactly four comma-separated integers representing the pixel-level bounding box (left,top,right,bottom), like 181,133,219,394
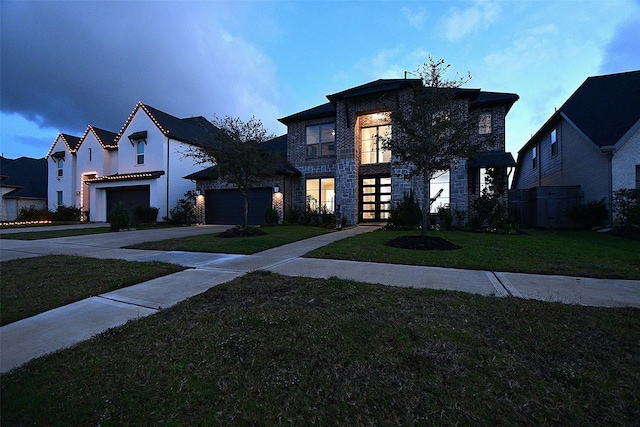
0,255,185,325
127,224,331,254
307,228,640,279
2,272,638,425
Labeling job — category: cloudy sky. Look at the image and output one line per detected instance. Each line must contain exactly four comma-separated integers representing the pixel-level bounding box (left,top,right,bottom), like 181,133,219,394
1,0,639,160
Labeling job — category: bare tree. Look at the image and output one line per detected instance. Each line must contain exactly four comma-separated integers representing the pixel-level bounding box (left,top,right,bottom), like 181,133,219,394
186,116,278,229
381,57,484,236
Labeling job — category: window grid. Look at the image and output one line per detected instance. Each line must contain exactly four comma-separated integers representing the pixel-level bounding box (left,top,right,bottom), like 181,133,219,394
306,123,335,158
361,125,391,164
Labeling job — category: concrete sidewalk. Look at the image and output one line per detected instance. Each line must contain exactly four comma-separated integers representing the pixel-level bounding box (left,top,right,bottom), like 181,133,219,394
2,225,639,373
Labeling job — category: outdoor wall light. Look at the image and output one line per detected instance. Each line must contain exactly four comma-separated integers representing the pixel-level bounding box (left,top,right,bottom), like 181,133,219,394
273,185,280,193
195,189,201,196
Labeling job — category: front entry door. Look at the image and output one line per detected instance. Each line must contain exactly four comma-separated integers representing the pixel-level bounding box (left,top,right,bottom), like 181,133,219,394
360,176,391,221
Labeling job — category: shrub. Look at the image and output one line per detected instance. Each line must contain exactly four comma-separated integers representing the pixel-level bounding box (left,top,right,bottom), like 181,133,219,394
108,201,130,231
52,205,81,222
16,206,51,222
165,190,197,225
132,206,160,224
564,198,609,229
388,189,422,227
437,206,453,229
265,204,280,225
612,188,640,227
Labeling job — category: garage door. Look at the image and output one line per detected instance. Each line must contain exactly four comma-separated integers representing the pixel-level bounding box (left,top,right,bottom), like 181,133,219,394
106,185,150,219
205,188,272,225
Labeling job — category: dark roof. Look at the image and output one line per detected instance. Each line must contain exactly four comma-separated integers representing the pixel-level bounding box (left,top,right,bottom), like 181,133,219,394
468,150,516,168
561,70,640,147
279,102,336,124
0,156,47,199
519,70,640,153
61,133,82,151
86,170,165,183
184,134,301,181
280,78,519,124
114,102,221,148
91,127,118,149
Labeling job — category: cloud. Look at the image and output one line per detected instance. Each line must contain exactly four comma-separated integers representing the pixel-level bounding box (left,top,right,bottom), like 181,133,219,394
438,0,501,41
0,1,282,142
401,7,427,30
599,15,640,73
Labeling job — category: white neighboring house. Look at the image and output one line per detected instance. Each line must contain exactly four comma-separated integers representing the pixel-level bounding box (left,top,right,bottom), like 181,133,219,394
46,133,81,210
46,102,217,222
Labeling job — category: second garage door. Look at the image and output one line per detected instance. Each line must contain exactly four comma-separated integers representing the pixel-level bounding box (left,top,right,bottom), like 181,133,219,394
205,188,272,225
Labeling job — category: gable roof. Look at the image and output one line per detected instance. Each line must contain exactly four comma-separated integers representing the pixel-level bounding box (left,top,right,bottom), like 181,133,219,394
115,102,221,148
0,156,47,199
78,125,118,150
281,78,518,124
45,133,82,158
519,70,640,153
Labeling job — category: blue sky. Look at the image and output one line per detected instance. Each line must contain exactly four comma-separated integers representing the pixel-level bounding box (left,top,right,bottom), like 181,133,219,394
1,0,639,160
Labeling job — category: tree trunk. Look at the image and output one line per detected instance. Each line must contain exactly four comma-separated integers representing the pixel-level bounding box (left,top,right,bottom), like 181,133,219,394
422,173,430,237
242,193,249,229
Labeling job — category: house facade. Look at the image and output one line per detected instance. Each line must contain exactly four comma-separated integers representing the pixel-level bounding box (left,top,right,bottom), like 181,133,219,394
280,79,519,225
1,156,47,221
511,70,640,227
188,78,519,226
46,102,216,222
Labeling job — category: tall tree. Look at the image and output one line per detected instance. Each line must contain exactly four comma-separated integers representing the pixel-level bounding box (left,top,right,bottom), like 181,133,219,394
381,57,484,236
187,116,278,229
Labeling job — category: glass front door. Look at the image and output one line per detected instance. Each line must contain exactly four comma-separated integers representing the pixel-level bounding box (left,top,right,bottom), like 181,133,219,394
360,176,391,221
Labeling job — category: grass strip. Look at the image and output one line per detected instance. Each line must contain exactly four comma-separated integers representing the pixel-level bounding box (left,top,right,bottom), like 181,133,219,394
2,272,638,425
127,224,331,254
0,255,185,325
307,228,640,279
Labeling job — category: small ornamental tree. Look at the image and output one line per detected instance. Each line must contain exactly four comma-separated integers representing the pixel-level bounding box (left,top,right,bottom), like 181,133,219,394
186,116,279,229
381,57,485,236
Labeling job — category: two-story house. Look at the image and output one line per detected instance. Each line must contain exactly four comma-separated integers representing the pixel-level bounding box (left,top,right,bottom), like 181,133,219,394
46,102,217,222
188,78,519,226
279,78,519,225
511,70,640,227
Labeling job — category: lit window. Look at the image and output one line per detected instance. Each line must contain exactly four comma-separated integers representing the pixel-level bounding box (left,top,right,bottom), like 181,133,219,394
532,146,537,169
57,191,63,206
136,140,145,165
479,112,492,135
57,158,64,177
550,128,558,156
361,125,391,164
306,123,335,158
429,171,450,213
306,177,335,213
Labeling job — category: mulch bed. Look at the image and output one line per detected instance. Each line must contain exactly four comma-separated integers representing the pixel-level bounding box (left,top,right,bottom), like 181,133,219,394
216,226,267,238
385,235,461,251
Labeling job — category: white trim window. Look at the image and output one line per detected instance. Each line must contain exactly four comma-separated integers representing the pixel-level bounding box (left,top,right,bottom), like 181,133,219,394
136,140,145,165
57,158,64,177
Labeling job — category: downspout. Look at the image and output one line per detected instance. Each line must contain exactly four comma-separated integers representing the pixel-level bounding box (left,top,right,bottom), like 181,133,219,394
166,136,170,220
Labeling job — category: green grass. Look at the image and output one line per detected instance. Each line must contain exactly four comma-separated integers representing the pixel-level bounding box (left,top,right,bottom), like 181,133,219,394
306,228,640,279
2,272,638,425
127,224,331,254
0,255,186,325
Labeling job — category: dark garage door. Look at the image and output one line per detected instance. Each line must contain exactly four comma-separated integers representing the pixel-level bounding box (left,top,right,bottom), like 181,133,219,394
106,185,150,219
205,188,272,225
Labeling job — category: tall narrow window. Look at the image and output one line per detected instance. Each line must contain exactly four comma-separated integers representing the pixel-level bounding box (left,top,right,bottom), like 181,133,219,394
136,140,145,165
361,125,391,164
479,112,492,135
57,158,64,177
306,178,335,213
88,147,92,163
306,123,335,158
550,128,558,156
532,146,537,169
57,191,63,206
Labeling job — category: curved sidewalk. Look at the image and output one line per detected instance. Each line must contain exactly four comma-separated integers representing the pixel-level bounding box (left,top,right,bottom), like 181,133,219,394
2,225,639,373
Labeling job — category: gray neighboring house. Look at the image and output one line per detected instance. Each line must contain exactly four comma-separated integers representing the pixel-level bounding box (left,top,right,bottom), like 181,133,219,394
188,78,520,226
511,70,640,228
0,156,47,221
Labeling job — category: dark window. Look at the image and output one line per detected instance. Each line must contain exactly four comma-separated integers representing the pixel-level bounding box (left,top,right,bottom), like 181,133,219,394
306,123,335,158
479,112,492,135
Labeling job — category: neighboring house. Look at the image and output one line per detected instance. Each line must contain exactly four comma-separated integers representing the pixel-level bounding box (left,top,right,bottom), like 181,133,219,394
46,102,217,222
0,156,48,221
189,78,519,225
511,70,640,227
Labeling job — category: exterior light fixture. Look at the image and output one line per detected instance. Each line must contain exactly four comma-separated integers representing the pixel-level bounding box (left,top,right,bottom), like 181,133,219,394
273,185,280,193
196,189,201,196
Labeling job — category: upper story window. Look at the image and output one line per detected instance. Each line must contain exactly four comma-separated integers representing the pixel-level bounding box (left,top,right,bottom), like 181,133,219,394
57,158,64,177
532,146,537,169
306,123,335,158
136,140,145,165
550,128,558,157
361,125,391,164
88,147,92,163
479,112,492,135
